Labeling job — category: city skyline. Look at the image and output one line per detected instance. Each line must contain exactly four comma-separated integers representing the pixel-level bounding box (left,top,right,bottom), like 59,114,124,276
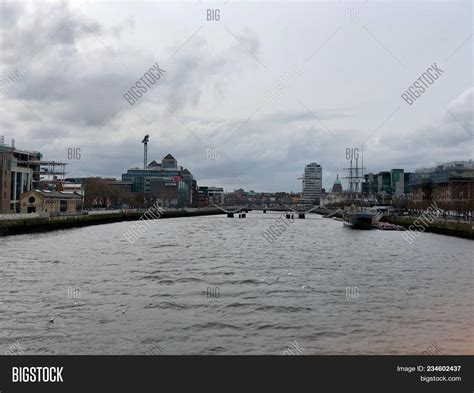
2,135,471,196
0,1,472,192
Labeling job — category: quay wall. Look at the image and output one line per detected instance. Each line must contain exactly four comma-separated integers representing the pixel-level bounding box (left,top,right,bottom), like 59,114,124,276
0,209,225,237
386,216,473,240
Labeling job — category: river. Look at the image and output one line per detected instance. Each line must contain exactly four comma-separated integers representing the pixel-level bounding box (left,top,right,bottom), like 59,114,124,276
1,212,472,354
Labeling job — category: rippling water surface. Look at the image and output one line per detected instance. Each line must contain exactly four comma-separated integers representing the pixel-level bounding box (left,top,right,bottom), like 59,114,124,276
1,212,472,354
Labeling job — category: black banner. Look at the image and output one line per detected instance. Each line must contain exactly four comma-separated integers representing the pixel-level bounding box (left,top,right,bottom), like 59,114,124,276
0,355,472,392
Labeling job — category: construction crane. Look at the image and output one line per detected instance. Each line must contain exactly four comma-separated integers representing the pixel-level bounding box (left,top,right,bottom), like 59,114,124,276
141,134,149,169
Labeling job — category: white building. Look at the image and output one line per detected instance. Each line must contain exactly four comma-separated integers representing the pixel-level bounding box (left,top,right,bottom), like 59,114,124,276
302,163,322,203
208,187,224,204
62,182,83,196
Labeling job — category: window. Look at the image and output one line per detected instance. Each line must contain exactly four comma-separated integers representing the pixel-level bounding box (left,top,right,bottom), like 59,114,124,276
28,196,35,204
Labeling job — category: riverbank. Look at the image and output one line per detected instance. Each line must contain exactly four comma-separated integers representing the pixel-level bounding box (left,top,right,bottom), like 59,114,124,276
319,209,473,240
0,209,225,237
385,216,473,240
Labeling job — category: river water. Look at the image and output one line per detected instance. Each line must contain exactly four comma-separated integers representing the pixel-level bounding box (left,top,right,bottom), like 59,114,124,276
0,212,472,355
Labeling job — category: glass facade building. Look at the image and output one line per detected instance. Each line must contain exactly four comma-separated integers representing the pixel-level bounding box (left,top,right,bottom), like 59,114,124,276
362,169,413,197
121,154,195,207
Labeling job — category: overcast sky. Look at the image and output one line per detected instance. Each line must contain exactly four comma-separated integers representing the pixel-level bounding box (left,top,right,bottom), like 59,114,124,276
1,0,472,192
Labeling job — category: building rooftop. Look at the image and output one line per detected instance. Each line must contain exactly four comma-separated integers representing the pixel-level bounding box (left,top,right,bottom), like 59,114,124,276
415,160,474,173
148,160,160,167
32,190,82,199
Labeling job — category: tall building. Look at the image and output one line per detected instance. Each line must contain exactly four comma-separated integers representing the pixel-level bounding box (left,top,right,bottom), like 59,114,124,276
1,139,67,213
377,171,392,194
0,149,13,213
391,169,405,196
302,162,322,203
362,173,378,196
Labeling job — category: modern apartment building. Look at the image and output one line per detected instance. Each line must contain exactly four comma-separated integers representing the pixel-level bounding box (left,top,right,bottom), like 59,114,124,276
0,148,37,213
1,138,67,213
0,149,13,213
302,162,322,203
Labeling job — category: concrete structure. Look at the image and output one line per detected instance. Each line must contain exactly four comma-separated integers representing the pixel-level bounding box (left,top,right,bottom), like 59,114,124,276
0,146,37,213
20,190,82,214
1,139,67,213
0,150,13,213
302,163,322,204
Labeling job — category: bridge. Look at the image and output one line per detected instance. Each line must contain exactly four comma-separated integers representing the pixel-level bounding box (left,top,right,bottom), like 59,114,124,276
198,204,329,219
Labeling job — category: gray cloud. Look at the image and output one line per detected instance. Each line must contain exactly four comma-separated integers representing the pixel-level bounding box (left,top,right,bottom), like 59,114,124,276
0,1,472,193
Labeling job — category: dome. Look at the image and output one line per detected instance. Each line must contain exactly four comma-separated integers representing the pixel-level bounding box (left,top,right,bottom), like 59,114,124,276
332,174,343,193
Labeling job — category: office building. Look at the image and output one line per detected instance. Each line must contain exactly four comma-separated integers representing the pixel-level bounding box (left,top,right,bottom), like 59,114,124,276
1,138,67,213
302,163,322,204
121,153,196,208
410,160,474,204
197,186,224,207
362,169,413,197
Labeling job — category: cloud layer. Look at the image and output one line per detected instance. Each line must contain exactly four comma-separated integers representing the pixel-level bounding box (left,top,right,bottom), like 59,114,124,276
1,1,472,192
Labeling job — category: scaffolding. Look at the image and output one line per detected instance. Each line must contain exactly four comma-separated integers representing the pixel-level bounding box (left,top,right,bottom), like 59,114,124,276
28,160,67,189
